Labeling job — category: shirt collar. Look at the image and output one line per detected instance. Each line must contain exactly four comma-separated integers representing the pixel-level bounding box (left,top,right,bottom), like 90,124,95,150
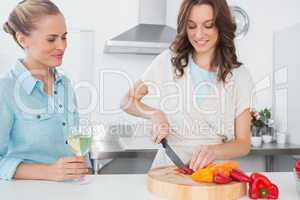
12,59,38,95
12,59,65,95
51,68,65,85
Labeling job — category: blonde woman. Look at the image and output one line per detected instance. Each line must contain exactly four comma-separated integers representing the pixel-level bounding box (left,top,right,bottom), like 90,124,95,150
121,0,254,171
0,0,88,181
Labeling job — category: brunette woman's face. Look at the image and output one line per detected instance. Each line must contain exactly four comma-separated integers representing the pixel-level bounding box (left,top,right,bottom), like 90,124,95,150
186,4,219,56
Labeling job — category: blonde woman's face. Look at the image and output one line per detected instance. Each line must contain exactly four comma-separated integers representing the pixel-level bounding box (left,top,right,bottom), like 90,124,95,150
186,4,219,56
23,14,67,68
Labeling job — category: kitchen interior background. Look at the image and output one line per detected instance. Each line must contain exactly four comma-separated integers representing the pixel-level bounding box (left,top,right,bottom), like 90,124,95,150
1,0,300,171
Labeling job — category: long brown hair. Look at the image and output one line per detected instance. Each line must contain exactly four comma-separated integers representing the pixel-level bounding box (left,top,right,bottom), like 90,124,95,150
170,0,242,82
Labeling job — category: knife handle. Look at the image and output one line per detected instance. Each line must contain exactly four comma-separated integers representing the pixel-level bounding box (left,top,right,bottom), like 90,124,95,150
161,138,167,148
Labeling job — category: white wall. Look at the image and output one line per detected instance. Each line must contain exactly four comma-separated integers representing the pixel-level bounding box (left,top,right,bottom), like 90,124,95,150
229,0,300,112
0,1,24,74
2,0,300,124
1,0,300,125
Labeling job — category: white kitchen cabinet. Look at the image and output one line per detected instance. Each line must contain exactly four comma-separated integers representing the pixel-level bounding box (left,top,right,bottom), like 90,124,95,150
273,23,300,144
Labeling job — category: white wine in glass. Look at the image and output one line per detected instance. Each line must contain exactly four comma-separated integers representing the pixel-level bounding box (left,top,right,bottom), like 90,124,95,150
68,135,92,156
66,126,92,184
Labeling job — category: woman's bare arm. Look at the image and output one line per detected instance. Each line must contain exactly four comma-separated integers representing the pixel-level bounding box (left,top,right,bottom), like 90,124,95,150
120,80,170,143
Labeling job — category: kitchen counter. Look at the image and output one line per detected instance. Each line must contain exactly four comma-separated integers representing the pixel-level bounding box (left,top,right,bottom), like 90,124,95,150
250,142,300,155
250,142,300,172
91,137,300,173
0,172,297,200
92,139,300,156
109,137,300,154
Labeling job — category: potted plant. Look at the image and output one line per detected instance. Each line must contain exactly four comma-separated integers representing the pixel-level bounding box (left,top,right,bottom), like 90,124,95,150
258,108,271,126
250,108,272,146
250,110,263,147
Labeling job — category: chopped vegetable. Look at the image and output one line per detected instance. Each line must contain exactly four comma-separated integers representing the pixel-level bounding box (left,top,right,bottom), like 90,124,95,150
230,168,250,182
214,173,232,184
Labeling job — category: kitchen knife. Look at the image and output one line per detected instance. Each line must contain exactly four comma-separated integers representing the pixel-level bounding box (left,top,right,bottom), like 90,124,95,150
160,138,185,168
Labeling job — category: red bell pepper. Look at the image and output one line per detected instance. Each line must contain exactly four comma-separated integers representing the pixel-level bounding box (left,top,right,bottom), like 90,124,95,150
295,160,300,171
249,173,279,199
230,168,250,182
175,165,194,175
214,173,232,184
295,160,300,179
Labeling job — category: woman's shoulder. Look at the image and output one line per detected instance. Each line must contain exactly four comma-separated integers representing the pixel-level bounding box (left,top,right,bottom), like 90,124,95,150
159,49,173,58
0,71,16,91
0,72,16,101
230,65,253,82
152,49,173,65
145,49,173,71
141,49,175,82
227,65,254,91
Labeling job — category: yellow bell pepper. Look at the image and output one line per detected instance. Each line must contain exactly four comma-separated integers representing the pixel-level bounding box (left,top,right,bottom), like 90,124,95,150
191,161,239,183
191,165,214,183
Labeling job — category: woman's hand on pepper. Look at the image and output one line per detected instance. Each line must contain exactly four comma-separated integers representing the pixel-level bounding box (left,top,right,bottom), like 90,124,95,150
189,145,217,171
150,110,170,144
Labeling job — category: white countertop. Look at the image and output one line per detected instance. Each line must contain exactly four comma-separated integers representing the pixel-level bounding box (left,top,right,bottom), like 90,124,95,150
0,172,298,200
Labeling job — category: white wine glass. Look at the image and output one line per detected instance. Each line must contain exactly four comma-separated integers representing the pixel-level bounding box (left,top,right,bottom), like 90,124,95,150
67,125,92,184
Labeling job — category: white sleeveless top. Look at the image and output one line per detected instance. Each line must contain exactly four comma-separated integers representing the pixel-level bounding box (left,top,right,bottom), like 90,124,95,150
141,50,254,167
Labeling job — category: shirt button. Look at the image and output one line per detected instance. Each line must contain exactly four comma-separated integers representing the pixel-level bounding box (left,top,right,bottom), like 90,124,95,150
59,104,63,108
54,91,58,95
37,115,41,119
62,122,66,126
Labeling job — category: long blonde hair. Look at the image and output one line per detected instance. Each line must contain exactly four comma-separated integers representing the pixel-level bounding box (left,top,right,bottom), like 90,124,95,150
3,0,61,48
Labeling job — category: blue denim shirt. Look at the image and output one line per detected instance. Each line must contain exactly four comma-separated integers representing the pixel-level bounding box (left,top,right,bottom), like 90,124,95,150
0,59,79,180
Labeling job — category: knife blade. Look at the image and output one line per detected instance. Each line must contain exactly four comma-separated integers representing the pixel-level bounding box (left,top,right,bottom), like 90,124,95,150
160,138,185,168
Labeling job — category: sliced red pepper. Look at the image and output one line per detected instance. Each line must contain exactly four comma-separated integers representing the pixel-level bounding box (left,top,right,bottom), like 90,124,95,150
175,165,194,175
175,167,187,174
183,166,194,175
230,168,250,182
249,173,279,199
214,173,232,184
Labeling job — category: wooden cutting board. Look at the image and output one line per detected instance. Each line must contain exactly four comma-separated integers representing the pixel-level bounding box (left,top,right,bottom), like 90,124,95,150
147,166,247,200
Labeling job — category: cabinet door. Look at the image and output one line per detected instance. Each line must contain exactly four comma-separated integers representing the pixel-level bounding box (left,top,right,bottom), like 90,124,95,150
274,24,300,144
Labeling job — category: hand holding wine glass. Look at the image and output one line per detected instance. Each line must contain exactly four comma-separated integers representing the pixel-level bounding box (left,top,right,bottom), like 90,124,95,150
48,156,88,182
66,125,92,184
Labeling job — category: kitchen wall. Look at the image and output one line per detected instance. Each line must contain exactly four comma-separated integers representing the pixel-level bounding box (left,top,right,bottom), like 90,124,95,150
1,0,300,124
1,0,300,171
0,1,23,74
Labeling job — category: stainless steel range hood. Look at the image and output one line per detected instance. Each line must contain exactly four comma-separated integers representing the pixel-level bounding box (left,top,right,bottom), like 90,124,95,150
104,0,176,55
